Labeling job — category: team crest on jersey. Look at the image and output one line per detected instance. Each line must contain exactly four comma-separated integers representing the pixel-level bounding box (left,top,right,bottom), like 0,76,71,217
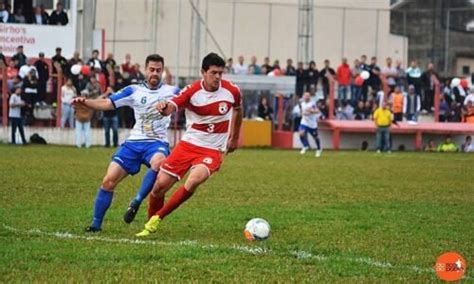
218,102,229,114
203,157,213,164
141,97,147,104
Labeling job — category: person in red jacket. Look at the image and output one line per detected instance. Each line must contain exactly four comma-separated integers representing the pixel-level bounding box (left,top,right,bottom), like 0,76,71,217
336,58,352,106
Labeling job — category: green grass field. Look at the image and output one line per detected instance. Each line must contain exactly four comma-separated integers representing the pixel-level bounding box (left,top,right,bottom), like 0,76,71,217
0,145,472,282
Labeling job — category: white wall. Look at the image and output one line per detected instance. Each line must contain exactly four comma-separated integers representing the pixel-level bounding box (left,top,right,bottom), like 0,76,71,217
94,0,407,76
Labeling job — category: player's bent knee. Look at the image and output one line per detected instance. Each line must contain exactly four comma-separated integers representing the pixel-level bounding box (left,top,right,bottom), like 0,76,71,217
101,177,118,191
149,154,166,171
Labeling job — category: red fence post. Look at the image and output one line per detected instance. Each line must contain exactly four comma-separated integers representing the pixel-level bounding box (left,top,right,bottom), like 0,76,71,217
433,75,440,122
328,75,335,120
380,74,389,103
55,69,63,127
2,67,7,127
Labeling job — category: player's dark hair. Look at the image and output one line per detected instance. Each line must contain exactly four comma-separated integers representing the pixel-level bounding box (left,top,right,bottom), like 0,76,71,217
145,54,164,67
202,53,225,71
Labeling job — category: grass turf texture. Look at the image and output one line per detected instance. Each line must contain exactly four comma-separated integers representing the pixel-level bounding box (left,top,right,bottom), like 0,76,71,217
0,145,472,282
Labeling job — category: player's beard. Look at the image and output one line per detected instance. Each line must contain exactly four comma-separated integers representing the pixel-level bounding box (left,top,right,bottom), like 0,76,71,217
149,76,160,87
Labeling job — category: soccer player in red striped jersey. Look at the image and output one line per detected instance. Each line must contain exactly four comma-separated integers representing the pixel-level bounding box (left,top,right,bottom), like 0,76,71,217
136,53,243,237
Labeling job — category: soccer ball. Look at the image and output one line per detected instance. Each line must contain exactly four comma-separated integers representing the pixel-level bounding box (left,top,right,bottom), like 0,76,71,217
244,218,271,241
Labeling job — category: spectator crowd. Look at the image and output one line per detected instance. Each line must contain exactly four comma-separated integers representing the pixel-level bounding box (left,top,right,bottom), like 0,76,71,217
0,1,69,25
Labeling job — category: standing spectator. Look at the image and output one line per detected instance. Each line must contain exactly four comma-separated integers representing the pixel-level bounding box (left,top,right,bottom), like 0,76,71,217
121,53,136,75
233,56,248,75
248,56,261,75
84,75,102,127
61,78,77,128
319,59,336,98
285,59,296,76
351,59,362,104
437,135,458,152
304,61,318,95
12,46,27,69
87,49,104,72
68,51,83,66
22,69,39,125
52,47,68,77
403,85,421,122
395,60,407,91
359,55,371,101
257,96,273,121
261,57,273,74
131,63,145,83
101,89,119,148
31,6,48,24
336,58,351,105
389,86,405,122
295,62,305,97
6,60,18,81
9,87,27,145
461,136,474,152
381,57,398,92
373,101,393,153
420,63,439,113
74,94,93,148
105,53,116,70
13,7,26,23
464,100,474,124
18,58,38,79
367,56,381,93
406,60,422,99
272,60,281,73
8,76,23,94
465,89,474,106
34,52,49,102
0,3,14,23
49,2,68,25
224,58,234,74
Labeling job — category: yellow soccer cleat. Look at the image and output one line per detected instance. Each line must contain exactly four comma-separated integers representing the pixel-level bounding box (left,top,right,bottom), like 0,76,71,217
135,215,161,237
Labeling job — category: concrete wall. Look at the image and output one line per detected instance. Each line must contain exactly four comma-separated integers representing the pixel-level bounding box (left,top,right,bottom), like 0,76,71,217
94,0,406,77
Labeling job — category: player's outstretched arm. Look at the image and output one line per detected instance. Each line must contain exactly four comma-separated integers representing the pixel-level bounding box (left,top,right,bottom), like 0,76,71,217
71,96,114,111
156,101,176,116
227,106,243,153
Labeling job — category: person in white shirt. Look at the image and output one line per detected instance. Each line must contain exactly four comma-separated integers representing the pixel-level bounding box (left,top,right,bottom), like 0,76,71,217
18,59,38,79
9,88,27,144
233,55,248,75
464,89,474,106
61,78,77,128
298,92,322,157
462,136,474,152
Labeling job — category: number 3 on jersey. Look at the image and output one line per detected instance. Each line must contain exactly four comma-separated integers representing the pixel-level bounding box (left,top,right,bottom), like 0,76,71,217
207,123,215,133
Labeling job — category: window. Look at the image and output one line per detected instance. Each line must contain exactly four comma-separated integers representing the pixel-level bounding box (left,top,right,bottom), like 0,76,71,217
462,65,470,75
32,0,70,10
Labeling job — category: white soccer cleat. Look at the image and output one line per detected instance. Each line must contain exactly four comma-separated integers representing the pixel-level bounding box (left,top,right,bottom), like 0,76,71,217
315,149,322,157
300,147,308,154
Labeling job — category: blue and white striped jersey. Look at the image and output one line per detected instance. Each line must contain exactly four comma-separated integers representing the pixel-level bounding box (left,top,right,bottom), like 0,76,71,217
109,82,180,142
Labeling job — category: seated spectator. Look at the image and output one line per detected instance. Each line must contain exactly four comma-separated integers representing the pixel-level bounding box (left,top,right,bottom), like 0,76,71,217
437,135,458,152
31,6,48,25
461,136,474,152
403,85,421,122
49,2,68,25
318,99,329,119
439,95,449,122
258,96,273,121
233,56,248,75
364,100,374,120
0,3,14,23
464,89,474,106
354,100,366,120
336,100,354,120
424,139,437,152
131,63,145,83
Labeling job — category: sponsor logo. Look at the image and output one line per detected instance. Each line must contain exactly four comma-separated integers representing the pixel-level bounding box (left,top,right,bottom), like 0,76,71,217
218,102,228,114
434,251,466,281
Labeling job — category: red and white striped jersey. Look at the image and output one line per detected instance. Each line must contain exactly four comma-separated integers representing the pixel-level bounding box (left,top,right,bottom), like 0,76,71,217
170,79,242,152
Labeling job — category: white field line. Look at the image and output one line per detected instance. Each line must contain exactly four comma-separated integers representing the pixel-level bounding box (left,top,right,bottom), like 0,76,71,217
3,224,472,280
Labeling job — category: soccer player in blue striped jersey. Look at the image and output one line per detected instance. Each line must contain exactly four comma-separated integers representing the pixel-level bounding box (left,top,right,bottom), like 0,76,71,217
72,54,180,232
298,92,322,157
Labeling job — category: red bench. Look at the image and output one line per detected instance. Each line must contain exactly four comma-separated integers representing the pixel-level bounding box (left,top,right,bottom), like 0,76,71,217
319,120,474,150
